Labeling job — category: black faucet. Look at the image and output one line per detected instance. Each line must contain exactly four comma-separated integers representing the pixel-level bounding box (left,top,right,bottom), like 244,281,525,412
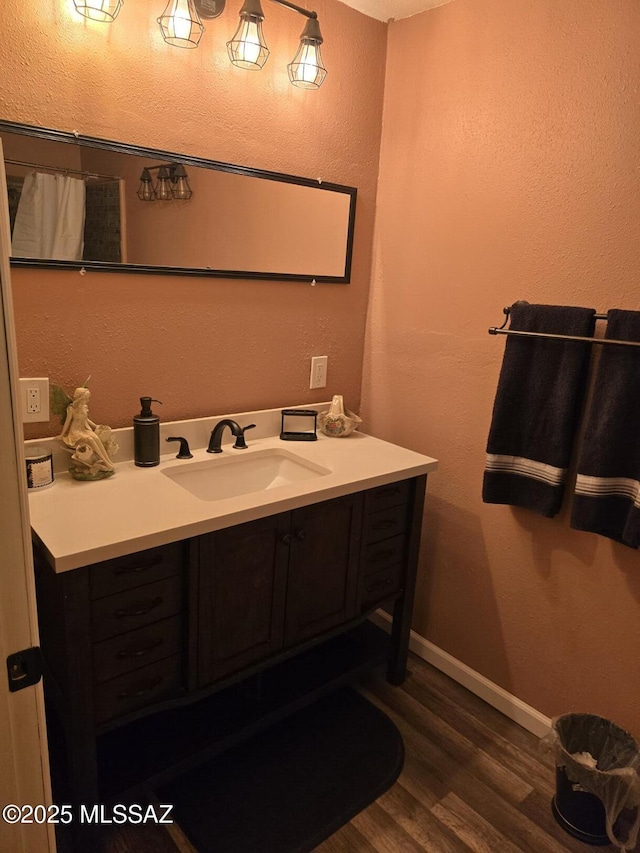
207,419,256,453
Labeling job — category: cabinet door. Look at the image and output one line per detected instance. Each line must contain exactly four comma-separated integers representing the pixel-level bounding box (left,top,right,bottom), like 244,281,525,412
284,493,363,647
198,513,290,687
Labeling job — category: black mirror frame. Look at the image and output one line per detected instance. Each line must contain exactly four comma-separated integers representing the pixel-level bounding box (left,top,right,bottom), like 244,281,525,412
0,119,357,284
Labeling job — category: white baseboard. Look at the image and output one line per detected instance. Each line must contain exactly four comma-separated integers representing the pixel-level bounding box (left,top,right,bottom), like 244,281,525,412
369,611,552,739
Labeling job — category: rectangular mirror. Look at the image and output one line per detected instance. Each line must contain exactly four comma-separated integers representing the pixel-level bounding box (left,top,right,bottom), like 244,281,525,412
0,120,357,283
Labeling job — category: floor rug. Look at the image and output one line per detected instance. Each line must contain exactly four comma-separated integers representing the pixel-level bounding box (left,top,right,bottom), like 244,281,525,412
156,686,404,853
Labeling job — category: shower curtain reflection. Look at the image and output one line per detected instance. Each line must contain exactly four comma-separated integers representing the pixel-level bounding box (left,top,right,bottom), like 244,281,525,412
11,172,86,261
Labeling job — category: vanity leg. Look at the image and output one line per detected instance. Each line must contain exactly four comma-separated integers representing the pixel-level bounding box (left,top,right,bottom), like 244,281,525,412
37,564,101,809
387,475,427,685
66,721,100,810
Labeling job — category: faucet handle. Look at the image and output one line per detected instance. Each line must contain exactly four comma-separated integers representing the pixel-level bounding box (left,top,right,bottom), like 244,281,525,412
233,423,256,449
166,436,193,459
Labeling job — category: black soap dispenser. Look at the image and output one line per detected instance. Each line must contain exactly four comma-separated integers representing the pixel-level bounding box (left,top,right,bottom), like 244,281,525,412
134,397,162,467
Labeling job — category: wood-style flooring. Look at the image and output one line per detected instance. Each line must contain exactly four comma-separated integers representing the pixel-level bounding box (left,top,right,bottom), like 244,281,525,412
318,656,609,852
63,653,613,852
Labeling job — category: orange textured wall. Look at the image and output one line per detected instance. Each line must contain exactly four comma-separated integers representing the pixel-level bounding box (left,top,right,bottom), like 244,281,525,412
363,0,640,733
1,0,386,434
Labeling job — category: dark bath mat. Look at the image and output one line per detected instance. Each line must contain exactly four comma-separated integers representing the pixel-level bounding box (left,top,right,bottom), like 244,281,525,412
156,687,404,853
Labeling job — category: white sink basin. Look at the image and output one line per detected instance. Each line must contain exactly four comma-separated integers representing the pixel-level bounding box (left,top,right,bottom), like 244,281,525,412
162,448,331,502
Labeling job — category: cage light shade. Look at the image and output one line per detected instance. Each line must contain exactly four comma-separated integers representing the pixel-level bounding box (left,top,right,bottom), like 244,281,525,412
287,16,326,89
227,0,269,70
137,169,156,201
72,0,123,22
155,167,174,200
171,165,193,199
158,0,205,48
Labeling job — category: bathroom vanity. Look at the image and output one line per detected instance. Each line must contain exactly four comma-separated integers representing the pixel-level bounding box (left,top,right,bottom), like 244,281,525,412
28,413,437,810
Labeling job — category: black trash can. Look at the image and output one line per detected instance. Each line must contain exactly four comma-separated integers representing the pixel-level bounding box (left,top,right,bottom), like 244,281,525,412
553,763,610,845
549,713,640,848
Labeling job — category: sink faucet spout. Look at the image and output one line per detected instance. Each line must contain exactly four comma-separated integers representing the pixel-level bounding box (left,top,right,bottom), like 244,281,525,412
207,419,256,453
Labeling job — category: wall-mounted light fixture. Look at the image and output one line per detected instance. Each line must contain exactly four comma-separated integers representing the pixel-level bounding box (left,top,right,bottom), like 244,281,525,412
70,0,327,89
137,164,194,201
225,0,325,88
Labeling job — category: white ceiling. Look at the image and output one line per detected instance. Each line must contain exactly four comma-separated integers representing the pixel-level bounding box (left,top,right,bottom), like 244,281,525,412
340,0,453,23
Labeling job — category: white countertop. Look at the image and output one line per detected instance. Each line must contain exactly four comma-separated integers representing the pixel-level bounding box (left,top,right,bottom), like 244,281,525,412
27,407,438,573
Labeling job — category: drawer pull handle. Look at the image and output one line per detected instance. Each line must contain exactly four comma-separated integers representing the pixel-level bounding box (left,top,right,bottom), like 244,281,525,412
372,520,396,531
367,578,393,592
375,486,400,499
113,556,163,576
116,639,164,659
116,676,162,700
114,596,163,618
370,549,395,563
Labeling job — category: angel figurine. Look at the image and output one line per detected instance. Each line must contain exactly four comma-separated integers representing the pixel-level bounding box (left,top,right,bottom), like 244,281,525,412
54,383,118,480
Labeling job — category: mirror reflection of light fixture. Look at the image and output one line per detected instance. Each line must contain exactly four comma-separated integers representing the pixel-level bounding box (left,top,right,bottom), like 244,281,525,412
226,0,270,70
287,13,326,89
171,164,193,199
158,0,205,48
137,164,194,201
137,168,156,201
72,0,123,23
155,166,173,200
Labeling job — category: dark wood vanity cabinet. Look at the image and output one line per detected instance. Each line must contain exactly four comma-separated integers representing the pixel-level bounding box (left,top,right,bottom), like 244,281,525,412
34,475,426,811
197,513,289,685
284,494,363,645
197,493,363,686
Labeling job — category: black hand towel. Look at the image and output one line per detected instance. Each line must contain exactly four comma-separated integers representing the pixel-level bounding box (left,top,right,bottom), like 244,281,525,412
570,310,640,547
483,303,596,517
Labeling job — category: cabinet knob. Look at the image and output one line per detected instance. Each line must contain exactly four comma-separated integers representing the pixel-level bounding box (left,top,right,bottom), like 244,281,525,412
294,529,306,541
281,533,292,545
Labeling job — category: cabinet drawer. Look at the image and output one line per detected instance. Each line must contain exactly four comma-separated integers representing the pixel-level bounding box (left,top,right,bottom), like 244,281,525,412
92,616,182,684
89,542,183,600
91,576,182,642
364,503,408,545
363,534,407,577
94,654,182,724
361,563,403,609
366,480,410,513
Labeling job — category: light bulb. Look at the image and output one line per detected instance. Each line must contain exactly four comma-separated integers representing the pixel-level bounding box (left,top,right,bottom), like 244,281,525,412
153,167,172,201
157,0,204,48
227,0,269,70
299,44,320,84
287,17,327,90
171,165,193,200
236,20,262,65
137,169,156,201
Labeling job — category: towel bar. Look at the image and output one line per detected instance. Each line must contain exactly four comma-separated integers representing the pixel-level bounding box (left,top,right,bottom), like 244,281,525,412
488,305,640,349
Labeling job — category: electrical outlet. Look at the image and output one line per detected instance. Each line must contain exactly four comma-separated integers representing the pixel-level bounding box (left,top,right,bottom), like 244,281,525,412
27,387,40,413
19,378,50,423
309,356,328,389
